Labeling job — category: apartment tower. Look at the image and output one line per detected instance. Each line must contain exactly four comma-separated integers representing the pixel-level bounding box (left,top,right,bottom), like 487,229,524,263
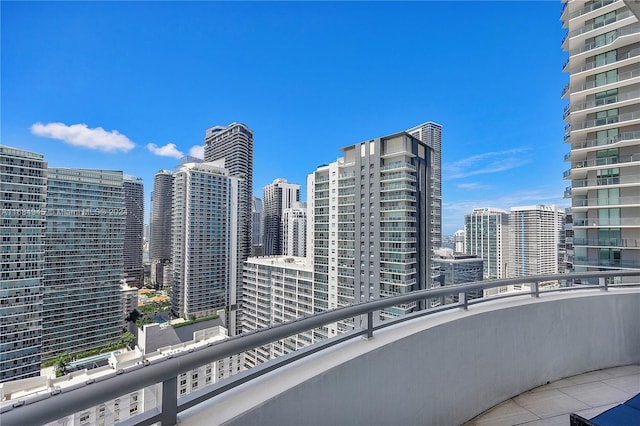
123,175,144,287
204,123,253,331
150,170,174,288
0,147,47,382
508,205,565,280
263,178,300,256
43,169,124,360
171,160,240,321
308,130,433,334
465,208,510,279
561,0,640,272
282,202,307,257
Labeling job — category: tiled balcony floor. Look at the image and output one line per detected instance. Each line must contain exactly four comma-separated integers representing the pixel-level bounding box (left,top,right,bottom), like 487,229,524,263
465,365,640,426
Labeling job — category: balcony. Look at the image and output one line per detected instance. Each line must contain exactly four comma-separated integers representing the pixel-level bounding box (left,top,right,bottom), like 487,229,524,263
569,46,640,75
2,271,640,426
575,67,640,93
574,110,640,131
567,9,634,40
569,0,620,21
571,130,640,150
573,237,640,247
571,88,640,113
569,24,640,57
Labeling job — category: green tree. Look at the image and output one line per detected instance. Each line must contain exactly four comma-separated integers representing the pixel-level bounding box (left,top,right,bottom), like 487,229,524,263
54,353,72,377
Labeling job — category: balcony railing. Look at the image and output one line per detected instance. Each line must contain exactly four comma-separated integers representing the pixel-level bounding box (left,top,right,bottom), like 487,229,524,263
576,67,640,92
574,110,640,130
569,24,640,57
573,237,640,247
571,88,640,113
572,153,640,169
3,271,640,426
571,130,640,150
570,46,640,75
569,0,619,21
572,173,640,189
573,217,640,226
567,9,633,39
572,195,640,207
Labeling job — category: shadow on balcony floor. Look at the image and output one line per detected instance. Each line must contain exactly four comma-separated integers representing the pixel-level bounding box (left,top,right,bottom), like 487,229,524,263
465,365,640,426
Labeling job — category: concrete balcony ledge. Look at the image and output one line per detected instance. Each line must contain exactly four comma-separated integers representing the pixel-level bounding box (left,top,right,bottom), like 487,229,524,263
179,288,640,426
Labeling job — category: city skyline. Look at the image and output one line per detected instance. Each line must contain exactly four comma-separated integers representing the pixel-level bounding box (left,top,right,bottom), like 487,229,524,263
1,1,568,235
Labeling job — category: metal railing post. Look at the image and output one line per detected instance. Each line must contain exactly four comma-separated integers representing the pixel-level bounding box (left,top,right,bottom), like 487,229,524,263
159,376,177,426
459,292,468,310
366,311,374,339
531,282,540,298
599,276,608,291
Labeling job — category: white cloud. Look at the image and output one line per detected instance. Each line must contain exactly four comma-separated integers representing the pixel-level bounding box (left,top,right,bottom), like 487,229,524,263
30,122,135,153
456,182,493,190
189,145,204,159
444,147,532,179
146,143,184,159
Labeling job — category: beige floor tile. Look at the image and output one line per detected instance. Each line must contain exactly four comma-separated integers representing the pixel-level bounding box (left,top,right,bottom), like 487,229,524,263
603,373,640,395
518,413,568,426
568,370,616,385
513,388,590,418
471,399,540,426
559,381,632,407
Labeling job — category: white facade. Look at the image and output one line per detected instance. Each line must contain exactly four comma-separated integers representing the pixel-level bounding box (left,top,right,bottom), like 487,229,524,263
465,207,510,279
242,256,326,368
282,202,307,257
561,0,640,272
454,229,466,254
171,160,240,320
508,205,565,281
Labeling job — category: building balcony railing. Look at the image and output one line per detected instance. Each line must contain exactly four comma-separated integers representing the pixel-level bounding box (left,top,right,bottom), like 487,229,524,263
572,153,640,169
380,162,416,173
573,237,640,247
572,195,640,207
571,88,640,113
567,9,634,39
573,217,640,226
3,271,639,426
568,0,619,21
569,46,640,75
574,109,640,130
573,257,640,268
571,130,640,150
576,67,640,92
572,173,640,189
569,24,640,57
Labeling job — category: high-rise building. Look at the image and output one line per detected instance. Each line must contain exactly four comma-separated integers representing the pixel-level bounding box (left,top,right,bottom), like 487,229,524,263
42,169,124,360
263,178,300,256
123,175,144,287
242,256,326,368
251,196,264,256
0,146,47,382
204,123,253,332
508,205,565,281
465,208,510,279
561,0,640,272
406,122,442,249
150,170,174,288
282,202,307,257
454,229,467,254
308,129,434,333
171,160,240,321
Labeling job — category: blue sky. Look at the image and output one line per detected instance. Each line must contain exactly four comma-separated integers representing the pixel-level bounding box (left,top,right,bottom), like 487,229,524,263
1,1,568,236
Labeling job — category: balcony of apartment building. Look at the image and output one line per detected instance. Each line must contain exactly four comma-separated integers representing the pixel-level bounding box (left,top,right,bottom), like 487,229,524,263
566,62,640,102
563,7,636,51
565,0,622,24
564,150,640,180
571,105,640,134
3,271,640,426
